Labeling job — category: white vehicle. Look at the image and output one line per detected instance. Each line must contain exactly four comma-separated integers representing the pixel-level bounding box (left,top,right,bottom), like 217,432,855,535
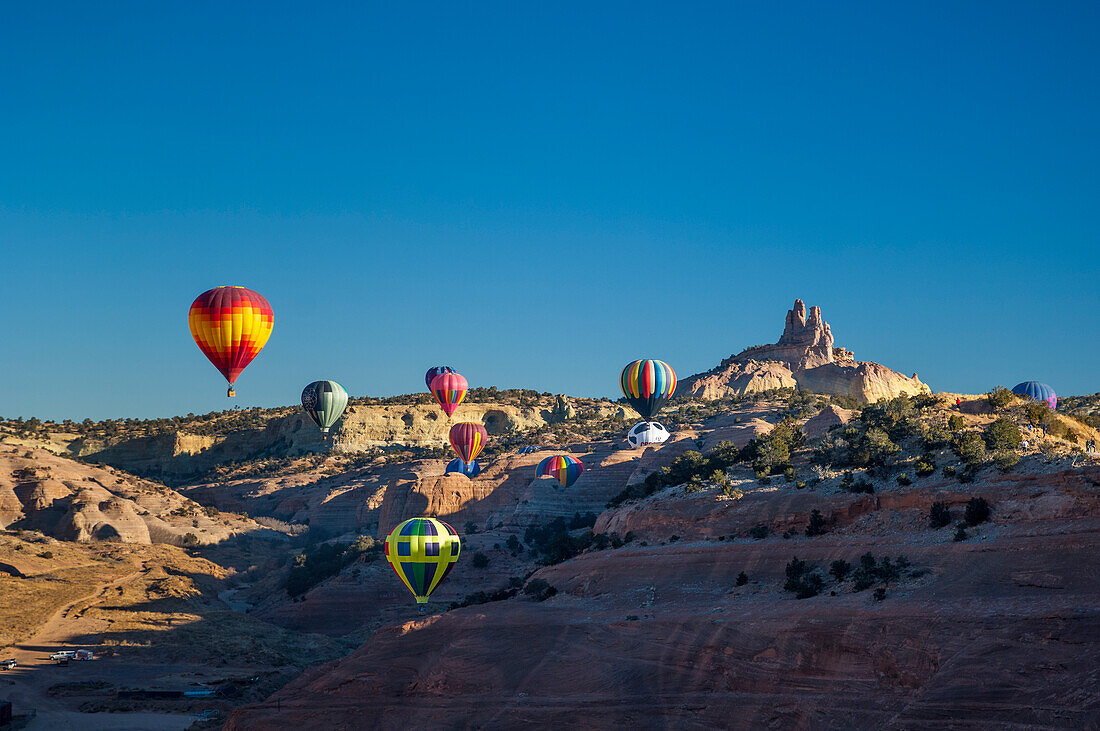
626,421,670,448
49,650,77,662
0,658,16,670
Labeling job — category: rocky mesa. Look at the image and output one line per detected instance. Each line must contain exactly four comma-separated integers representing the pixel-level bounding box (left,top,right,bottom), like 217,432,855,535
681,299,930,403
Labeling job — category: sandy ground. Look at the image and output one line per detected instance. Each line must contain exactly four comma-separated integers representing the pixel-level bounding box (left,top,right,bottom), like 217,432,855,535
0,565,211,730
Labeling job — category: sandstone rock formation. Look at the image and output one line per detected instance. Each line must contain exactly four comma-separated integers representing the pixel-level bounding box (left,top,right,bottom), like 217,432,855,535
680,299,930,403
801,404,855,439
76,398,623,480
0,445,270,545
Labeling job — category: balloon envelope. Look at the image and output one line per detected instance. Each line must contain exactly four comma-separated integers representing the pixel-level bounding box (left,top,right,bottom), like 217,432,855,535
430,372,468,417
626,421,670,448
301,381,349,435
620,359,676,419
445,458,481,478
536,454,585,488
384,517,461,604
188,286,274,393
1012,381,1057,410
425,366,456,390
449,422,488,462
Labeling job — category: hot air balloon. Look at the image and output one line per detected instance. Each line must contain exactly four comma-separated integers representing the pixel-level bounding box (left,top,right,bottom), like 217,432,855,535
536,454,584,488
430,371,468,417
384,517,461,608
445,458,481,478
188,286,274,397
620,359,676,420
626,421,670,448
301,380,349,438
1012,381,1057,410
425,366,456,390
449,422,488,463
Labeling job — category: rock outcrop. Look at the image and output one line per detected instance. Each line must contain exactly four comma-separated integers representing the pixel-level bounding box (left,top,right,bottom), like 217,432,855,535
0,445,270,545
801,404,855,439
680,299,930,403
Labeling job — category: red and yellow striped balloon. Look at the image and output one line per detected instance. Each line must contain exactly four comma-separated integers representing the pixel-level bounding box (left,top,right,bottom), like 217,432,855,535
449,422,488,463
188,286,274,396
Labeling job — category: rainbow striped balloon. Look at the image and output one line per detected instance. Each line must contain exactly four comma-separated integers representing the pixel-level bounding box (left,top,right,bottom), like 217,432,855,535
384,518,461,606
449,422,487,463
188,286,274,396
620,359,676,420
430,371,468,417
536,454,585,488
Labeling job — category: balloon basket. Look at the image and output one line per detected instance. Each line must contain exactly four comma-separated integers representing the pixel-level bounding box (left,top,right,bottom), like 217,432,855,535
227,387,236,398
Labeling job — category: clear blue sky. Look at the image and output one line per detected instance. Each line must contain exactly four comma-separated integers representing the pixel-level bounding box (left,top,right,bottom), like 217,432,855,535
1,1,1098,421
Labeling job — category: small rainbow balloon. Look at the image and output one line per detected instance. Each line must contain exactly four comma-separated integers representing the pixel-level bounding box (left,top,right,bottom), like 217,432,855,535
536,454,585,488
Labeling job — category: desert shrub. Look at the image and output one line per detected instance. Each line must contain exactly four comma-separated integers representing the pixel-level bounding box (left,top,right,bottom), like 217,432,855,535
948,414,965,430
829,559,851,582
450,586,518,609
37,550,54,559
805,509,827,537
202,505,219,517
992,450,1020,471
986,386,1014,410
873,587,887,601
523,578,557,601
1025,402,1054,427
568,512,597,529
915,455,937,476
964,497,991,526
952,432,987,466
983,418,1022,451
735,572,748,586
524,517,593,564
840,470,874,494
783,467,796,482
506,535,523,555
921,422,951,450
783,557,825,599
749,524,769,540
953,523,969,541
851,553,907,592
860,397,922,440
472,552,489,568
929,502,952,528
942,465,957,477
464,521,479,534
592,533,610,550
181,533,199,547
896,473,912,486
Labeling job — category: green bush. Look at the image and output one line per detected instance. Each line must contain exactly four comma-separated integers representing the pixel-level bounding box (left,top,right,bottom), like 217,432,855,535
805,509,827,537
181,533,199,547
929,502,951,528
37,550,54,559
983,418,1022,451
783,557,825,599
915,456,937,476
850,553,907,592
952,432,987,466
948,414,965,430
953,523,969,541
749,524,769,540
986,386,1014,410
942,465,957,477
523,578,557,601
896,473,912,486
964,497,991,526
472,551,489,568
992,450,1020,471
829,559,851,581
735,572,748,586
